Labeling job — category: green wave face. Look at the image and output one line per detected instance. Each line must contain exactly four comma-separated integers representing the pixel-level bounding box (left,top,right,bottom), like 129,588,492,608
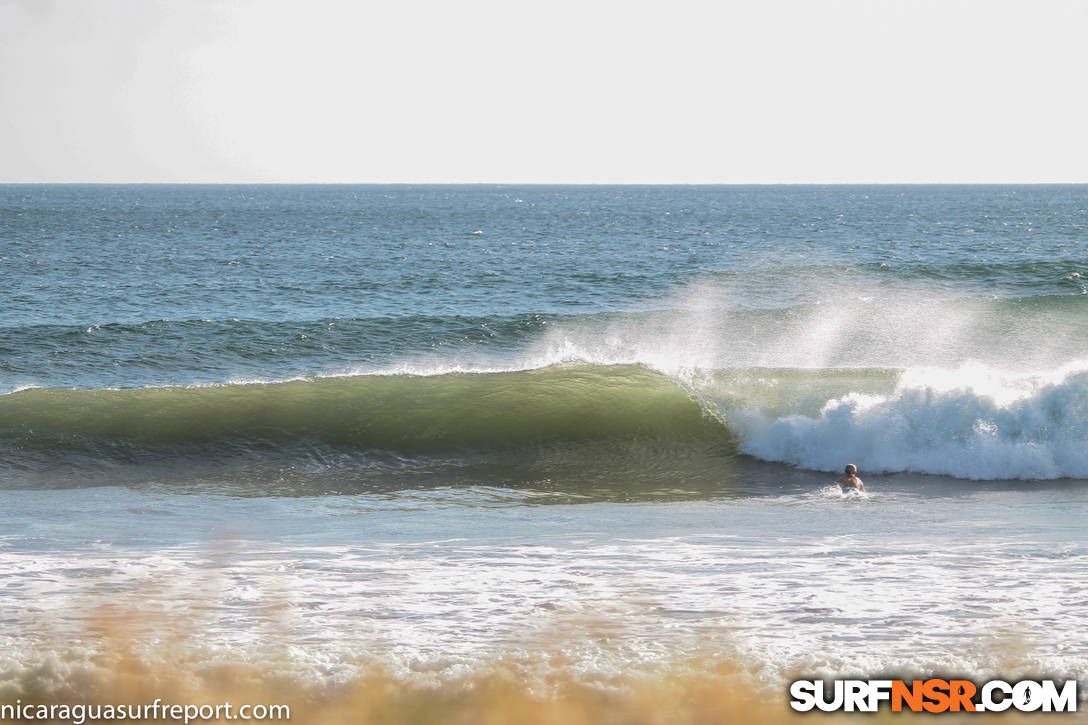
0,365,727,455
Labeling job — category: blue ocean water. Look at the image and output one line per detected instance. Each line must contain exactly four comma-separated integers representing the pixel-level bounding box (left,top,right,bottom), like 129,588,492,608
0,185,1086,698
4,184,1086,390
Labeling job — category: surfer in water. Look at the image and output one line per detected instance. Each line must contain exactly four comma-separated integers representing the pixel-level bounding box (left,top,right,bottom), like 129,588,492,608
835,464,865,492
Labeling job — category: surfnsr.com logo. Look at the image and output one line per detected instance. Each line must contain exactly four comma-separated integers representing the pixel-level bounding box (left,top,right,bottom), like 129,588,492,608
789,679,1078,713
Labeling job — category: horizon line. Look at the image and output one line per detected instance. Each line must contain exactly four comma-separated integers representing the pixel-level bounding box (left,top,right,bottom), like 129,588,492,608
3,181,1087,187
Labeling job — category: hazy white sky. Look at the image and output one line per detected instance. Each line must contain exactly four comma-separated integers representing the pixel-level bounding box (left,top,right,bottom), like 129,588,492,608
1,0,1086,183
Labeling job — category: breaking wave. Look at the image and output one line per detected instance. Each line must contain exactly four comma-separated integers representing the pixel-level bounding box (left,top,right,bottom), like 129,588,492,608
728,362,1088,480
4,359,1088,482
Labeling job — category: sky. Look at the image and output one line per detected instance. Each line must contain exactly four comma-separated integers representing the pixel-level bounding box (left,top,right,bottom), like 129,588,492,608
1,0,1086,183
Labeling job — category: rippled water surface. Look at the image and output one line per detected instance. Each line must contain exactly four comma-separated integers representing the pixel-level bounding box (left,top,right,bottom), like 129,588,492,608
1,185,1086,696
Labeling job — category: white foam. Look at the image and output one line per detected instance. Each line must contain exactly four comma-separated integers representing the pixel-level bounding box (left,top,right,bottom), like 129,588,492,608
1,384,42,396
817,484,871,500
731,362,1088,479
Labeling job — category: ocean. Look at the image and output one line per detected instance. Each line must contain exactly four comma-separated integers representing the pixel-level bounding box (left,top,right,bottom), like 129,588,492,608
1,185,1086,715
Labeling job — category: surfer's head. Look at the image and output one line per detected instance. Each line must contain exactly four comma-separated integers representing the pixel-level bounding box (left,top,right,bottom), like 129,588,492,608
844,464,857,475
